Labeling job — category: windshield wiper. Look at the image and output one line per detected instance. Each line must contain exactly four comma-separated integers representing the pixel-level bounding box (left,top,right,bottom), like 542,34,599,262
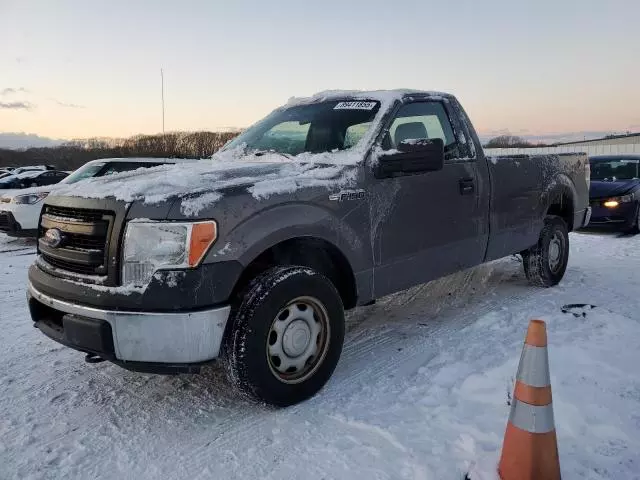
253,150,293,160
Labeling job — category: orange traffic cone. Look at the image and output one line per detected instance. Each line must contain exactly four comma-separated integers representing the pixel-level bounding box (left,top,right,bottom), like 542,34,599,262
498,320,561,480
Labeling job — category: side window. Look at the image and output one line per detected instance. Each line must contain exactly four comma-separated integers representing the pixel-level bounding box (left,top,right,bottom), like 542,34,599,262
344,121,372,149
383,102,460,158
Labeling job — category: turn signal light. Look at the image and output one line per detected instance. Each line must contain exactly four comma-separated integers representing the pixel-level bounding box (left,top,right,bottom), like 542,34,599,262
189,222,217,266
603,200,619,208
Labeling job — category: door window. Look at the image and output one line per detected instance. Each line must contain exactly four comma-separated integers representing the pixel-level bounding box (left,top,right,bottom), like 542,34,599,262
383,102,461,159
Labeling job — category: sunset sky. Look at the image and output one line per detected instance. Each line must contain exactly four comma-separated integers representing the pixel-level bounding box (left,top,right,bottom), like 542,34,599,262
1,0,639,143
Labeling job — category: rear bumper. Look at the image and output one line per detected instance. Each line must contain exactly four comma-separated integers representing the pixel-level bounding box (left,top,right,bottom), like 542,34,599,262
28,283,231,370
572,207,592,230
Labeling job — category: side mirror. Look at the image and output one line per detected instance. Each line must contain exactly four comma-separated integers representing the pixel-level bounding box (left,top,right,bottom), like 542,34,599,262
375,138,444,178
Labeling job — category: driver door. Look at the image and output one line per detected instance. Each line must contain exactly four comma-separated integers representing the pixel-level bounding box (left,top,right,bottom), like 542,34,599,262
371,100,485,297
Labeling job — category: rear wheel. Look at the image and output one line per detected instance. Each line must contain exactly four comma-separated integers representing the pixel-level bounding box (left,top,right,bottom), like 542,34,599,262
224,266,345,406
523,216,569,287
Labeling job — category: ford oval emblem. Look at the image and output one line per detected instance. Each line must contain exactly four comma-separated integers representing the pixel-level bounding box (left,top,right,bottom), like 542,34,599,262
44,228,64,248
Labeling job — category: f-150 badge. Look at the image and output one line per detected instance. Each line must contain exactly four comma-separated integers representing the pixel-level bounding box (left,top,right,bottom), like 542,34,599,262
329,190,367,202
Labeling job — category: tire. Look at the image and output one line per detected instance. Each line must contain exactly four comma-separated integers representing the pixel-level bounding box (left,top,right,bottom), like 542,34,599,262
224,265,345,407
625,203,640,234
522,216,570,287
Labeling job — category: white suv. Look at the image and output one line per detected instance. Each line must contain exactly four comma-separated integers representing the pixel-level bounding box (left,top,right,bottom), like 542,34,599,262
0,158,192,237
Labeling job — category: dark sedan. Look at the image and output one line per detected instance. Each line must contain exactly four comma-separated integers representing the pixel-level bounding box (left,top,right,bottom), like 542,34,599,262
0,170,69,190
588,155,640,233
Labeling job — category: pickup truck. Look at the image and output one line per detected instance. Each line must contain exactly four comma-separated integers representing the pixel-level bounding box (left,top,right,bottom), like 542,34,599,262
27,90,591,406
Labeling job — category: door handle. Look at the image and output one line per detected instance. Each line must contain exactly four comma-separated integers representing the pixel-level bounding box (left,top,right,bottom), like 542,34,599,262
459,178,475,195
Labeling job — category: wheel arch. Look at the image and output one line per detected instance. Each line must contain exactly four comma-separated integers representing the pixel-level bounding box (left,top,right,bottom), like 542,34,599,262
543,174,577,231
232,235,359,311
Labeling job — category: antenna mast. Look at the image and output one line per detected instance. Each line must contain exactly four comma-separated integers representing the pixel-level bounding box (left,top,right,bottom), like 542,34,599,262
161,68,165,134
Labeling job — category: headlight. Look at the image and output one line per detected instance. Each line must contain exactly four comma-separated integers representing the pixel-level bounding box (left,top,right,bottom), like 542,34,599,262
604,194,634,208
11,192,49,204
122,221,217,287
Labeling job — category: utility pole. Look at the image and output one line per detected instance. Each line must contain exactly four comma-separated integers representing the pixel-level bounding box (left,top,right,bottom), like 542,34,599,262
160,68,165,135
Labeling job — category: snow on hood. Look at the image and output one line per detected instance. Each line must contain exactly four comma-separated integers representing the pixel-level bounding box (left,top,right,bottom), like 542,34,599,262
590,178,640,199
53,154,358,217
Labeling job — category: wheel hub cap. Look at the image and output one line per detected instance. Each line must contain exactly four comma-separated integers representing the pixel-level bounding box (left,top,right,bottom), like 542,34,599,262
267,296,330,384
549,233,563,272
282,319,311,357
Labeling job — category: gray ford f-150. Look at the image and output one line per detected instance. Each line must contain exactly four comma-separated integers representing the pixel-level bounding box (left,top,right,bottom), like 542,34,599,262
27,90,591,406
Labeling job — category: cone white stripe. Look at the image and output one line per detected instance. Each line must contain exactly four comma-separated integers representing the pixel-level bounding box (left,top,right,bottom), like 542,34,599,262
509,399,555,433
516,344,550,387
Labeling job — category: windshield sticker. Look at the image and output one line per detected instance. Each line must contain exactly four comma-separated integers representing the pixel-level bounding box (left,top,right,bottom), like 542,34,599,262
334,101,377,111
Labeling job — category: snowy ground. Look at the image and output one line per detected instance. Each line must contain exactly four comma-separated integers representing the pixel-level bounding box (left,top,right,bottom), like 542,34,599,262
0,231,639,480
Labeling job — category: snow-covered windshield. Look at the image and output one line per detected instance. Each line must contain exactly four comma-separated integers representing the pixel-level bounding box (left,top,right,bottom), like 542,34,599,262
61,162,106,184
590,159,639,181
223,100,381,157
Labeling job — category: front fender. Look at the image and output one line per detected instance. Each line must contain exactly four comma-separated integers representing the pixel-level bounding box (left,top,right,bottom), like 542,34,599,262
204,201,369,274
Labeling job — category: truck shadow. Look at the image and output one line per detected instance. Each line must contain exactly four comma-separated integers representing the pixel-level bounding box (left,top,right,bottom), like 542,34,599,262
577,227,637,238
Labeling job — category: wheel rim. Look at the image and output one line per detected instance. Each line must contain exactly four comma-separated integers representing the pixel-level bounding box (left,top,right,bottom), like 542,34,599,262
267,296,330,384
548,231,564,273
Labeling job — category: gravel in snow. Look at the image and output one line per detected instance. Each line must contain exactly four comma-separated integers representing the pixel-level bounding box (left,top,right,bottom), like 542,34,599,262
0,231,639,479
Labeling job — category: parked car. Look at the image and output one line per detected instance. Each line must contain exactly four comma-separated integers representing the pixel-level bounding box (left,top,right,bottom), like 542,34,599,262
588,155,639,233
26,90,591,406
0,170,68,190
0,158,192,237
8,165,56,175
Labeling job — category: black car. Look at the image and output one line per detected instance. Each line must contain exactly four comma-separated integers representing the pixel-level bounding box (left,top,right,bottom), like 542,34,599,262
588,155,640,233
0,170,69,189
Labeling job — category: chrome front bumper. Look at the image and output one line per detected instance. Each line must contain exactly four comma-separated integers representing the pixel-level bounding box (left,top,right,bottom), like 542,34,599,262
28,283,230,364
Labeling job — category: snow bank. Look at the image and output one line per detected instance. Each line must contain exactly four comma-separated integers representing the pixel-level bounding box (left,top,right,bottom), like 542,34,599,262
2,232,640,479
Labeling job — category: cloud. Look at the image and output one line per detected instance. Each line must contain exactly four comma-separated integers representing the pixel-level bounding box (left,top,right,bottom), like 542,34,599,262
55,100,86,109
0,87,29,96
0,101,34,110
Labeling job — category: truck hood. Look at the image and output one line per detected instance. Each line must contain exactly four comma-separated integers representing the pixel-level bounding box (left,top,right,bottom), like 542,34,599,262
52,157,358,216
590,179,640,199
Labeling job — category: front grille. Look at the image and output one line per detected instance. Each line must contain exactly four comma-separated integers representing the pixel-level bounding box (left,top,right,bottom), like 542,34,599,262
39,205,114,277
42,255,99,275
0,214,9,228
44,205,107,223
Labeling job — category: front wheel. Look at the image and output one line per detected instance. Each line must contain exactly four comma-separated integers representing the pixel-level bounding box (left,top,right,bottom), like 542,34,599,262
522,216,569,287
224,266,345,406
625,203,640,234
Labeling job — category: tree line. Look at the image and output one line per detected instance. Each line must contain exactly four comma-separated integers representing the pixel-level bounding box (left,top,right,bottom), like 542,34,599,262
0,131,241,171
483,135,548,149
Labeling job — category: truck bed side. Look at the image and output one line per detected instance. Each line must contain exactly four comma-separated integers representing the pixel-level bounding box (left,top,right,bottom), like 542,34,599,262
484,153,589,262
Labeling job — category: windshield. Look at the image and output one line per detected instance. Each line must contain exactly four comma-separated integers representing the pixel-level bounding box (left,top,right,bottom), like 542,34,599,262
0,175,17,185
590,159,639,181
223,100,381,156
61,162,106,184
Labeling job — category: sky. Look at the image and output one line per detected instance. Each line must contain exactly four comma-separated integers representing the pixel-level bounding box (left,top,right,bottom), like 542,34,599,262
1,0,639,145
